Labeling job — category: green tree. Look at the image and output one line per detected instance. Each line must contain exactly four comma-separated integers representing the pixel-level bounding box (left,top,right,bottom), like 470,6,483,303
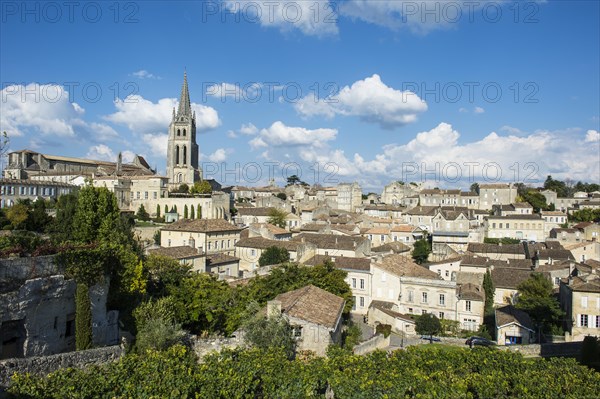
580,336,600,371
258,246,290,267
26,199,52,232
135,318,186,353
415,313,441,341
164,204,169,215
72,184,100,243
145,254,191,298
156,204,161,219
520,190,549,213
190,204,195,219
242,302,296,360
544,175,569,198
190,180,212,194
276,192,287,200
136,204,149,221
6,202,29,229
470,182,479,193
412,239,431,264
516,273,564,333
184,204,189,219
197,205,202,219
75,283,92,350
285,174,302,186
267,208,288,229
153,230,161,246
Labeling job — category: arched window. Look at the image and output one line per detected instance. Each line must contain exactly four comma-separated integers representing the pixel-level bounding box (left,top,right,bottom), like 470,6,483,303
175,145,180,164
177,129,181,136
177,173,183,183
183,145,187,165
183,129,186,136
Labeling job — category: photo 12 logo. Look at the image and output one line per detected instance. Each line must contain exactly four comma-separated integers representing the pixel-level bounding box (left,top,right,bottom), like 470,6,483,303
1,1,140,23
1,81,140,104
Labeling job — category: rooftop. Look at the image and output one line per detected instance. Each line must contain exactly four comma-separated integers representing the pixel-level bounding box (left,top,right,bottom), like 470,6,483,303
274,285,345,330
162,219,242,233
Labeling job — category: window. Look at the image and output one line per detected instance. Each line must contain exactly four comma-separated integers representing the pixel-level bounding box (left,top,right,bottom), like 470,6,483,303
250,249,255,256
465,300,471,312
359,297,365,307
580,314,589,327
408,308,413,313
208,242,212,250
439,312,445,319
360,279,365,289
439,294,445,306
153,192,157,199
554,277,560,285
381,272,387,282
352,278,356,288
437,269,441,276
293,326,302,337
407,290,414,303
596,316,600,329
422,310,427,315
581,297,588,308
445,270,449,277
168,239,171,247
422,292,428,303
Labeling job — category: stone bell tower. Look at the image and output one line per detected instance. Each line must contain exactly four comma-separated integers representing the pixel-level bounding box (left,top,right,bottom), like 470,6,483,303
167,71,201,188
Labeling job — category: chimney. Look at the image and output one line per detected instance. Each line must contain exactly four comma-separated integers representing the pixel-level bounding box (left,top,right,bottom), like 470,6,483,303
267,300,282,317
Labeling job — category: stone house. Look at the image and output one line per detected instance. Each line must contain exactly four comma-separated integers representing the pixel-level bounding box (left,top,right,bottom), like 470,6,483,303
564,241,600,263
235,207,274,226
425,257,462,281
491,268,535,306
0,256,118,359
367,300,417,336
148,245,206,273
492,202,533,216
495,305,535,345
248,223,292,241
484,214,545,242
541,211,568,236
267,285,345,356
549,228,584,244
380,181,421,206
160,218,242,257
431,208,471,252
0,178,76,209
235,237,316,272
559,264,600,341
303,255,372,315
291,233,370,258
467,243,527,261
364,227,392,248
457,283,485,331
390,225,425,245
478,183,517,210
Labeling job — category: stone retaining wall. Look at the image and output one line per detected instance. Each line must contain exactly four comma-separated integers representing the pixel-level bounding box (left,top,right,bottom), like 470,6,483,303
0,345,124,388
353,334,390,355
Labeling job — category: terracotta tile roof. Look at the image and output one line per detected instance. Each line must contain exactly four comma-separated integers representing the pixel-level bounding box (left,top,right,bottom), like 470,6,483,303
491,268,534,289
405,206,438,216
371,242,411,254
391,225,418,233
467,243,526,255
206,253,239,266
275,285,345,330
235,237,303,251
369,300,416,322
365,227,390,235
302,255,371,271
162,219,242,233
460,255,491,266
374,254,441,279
456,272,484,286
495,305,534,330
458,283,484,301
488,259,533,269
568,276,600,293
479,183,512,189
291,233,367,251
250,222,289,235
237,207,277,217
148,245,203,259
300,223,328,232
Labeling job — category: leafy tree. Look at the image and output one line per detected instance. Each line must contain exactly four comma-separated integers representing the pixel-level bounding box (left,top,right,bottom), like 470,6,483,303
197,205,202,219
156,204,161,219
135,318,186,353
258,246,290,267
544,175,569,197
580,335,600,371
174,183,189,193
184,204,189,219
470,182,479,193
190,204,195,219
72,184,100,243
570,209,600,223
145,254,191,298
75,283,92,351
27,199,53,232
415,313,441,341
242,302,296,359
136,204,149,221
190,180,212,194
285,174,302,186
412,239,431,264
6,202,29,229
267,208,288,229
520,190,549,213
276,192,287,200
516,273,564,333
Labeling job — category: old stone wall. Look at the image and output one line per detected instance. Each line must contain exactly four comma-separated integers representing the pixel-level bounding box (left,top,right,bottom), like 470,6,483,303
0,345,124,388
0,256,61,287
353,334,390,355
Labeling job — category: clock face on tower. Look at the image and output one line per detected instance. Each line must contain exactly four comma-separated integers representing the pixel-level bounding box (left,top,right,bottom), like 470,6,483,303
167,72,201,187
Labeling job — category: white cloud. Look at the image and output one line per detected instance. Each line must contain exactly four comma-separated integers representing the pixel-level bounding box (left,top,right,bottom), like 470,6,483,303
205,82,262,101
104,95,220,133
281,123,600,189
239,123,258,135
500,125,525,135
585,129,599,142
458,107,468,113
223,0,338,37
295,74,427,129
131,70,161,79
142,133,169,158
86,144,116,161
0,83,117,141
206,148,234,162
249,121,337,149
121,150,136,163
339,0,501,35
474,106,485,114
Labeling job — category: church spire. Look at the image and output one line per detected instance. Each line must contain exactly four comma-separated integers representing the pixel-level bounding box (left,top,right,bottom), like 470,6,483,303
177,71,191,117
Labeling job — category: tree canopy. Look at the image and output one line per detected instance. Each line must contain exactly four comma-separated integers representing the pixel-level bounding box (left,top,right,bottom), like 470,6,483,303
267,208,288,229
258,246,290,267
516,273,564,333
412,239,431,264
415,313,441,338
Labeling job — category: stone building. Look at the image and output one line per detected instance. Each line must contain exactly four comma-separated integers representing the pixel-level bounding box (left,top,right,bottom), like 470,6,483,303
267,285,345,356
0,178,76,208
160,219,242,257
0,256,118,359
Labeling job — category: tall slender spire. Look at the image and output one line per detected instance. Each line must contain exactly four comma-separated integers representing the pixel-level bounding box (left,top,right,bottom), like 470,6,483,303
177,71,191,117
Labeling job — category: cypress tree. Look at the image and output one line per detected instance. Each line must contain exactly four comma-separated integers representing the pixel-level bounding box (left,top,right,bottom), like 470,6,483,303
190,205,195,219
156,204,161,218
184,205,189,219
197,205,202,219
75,283,92,350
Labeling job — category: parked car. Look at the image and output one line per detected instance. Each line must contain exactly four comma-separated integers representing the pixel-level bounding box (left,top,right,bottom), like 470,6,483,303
465,336,495,347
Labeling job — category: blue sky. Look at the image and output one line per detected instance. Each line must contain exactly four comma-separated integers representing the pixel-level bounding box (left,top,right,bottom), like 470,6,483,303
1,0,599,191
